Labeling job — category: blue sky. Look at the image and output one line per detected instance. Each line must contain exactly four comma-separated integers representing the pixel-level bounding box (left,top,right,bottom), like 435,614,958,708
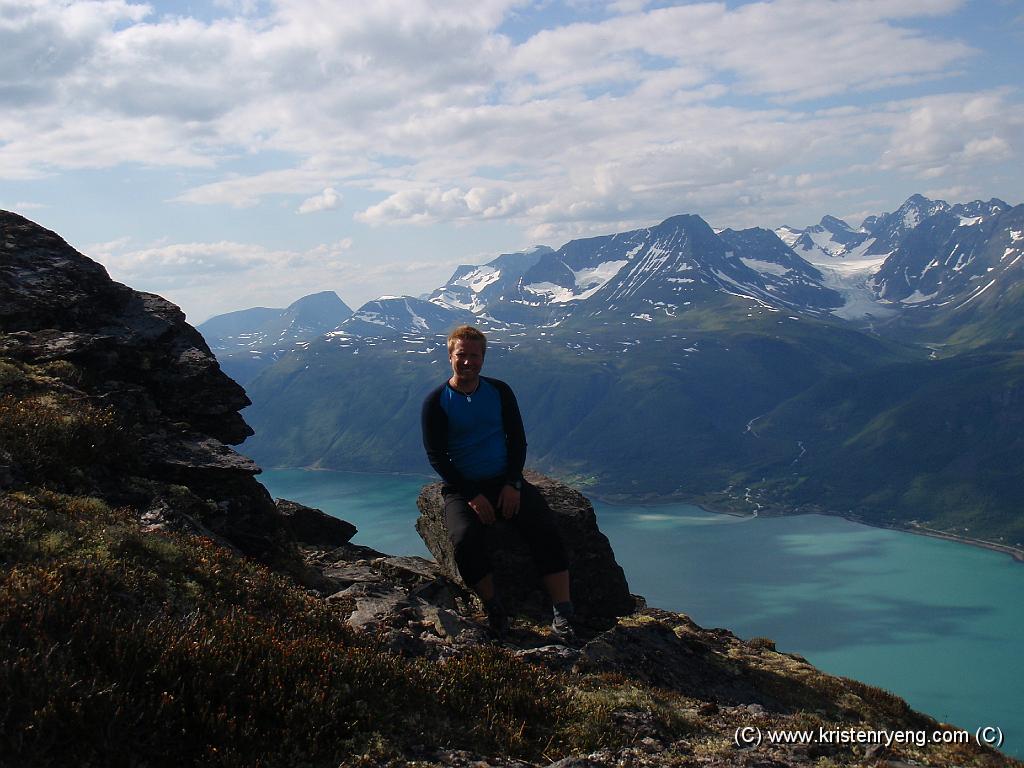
2,0,1022,323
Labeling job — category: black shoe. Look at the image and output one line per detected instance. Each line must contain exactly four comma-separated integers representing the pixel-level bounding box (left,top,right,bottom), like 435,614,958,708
551,612,576,643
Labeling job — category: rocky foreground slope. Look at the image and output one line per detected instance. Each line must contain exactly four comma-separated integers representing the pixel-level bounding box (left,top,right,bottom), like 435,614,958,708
0,211,1015,767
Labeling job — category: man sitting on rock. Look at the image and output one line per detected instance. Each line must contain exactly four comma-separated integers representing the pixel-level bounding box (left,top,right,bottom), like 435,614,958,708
421,325,574,641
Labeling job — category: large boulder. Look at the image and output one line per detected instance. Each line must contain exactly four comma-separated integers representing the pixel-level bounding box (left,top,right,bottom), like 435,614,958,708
416,471,636,626
274,498,357,549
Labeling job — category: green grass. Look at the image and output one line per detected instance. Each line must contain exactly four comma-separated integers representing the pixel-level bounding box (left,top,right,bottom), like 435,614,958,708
0,391,132,490
0,357,136,494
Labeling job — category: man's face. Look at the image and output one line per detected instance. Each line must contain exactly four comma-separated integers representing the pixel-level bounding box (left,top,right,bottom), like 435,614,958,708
449,338,484,382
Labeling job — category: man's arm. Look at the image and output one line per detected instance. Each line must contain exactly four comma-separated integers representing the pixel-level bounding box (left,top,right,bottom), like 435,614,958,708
421,386,481,499
492,378,527,485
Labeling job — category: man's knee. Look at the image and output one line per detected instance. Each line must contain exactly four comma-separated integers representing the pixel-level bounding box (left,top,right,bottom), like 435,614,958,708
451,528,480,561
443,492,477,536
443,493,492,586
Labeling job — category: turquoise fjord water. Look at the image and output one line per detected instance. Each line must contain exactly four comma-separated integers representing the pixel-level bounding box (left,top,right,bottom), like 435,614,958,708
260,468,1023,759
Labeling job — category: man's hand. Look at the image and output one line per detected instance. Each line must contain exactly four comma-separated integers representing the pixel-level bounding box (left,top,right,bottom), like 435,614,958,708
468,493,496,525
497,484,520,519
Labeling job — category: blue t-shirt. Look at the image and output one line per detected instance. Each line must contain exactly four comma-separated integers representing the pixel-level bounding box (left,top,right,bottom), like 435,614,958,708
439,379,508,481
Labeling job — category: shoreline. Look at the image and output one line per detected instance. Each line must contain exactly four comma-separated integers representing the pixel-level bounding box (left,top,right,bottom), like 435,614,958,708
576,490,1024,565
889,522,1024,563
259,464,1024,564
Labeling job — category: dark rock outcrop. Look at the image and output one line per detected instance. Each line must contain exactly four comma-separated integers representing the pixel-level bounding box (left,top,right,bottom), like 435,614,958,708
0,210,311,576
0,212,251,445
416,471,636,625
275,498,357,548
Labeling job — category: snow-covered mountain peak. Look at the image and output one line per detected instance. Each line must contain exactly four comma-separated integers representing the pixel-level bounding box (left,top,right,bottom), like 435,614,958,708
774,225,803,247
949,198,1011,223
870,202,1024,309
429,247,552,314
861,195,951,254
818,214,856,233
342,295,475,337
200,193,1021,370
791,222,873,263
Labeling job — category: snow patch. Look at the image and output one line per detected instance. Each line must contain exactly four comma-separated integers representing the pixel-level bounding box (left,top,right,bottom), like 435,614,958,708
952,251,975,272
455,266,501,293
774,226,803,247
572,259,628,291
710,268,774,308
524,282,575,303
740,258,791,276
901,289,938,305
955,278,996,309
354,311,387,326
434,293,485,313
404,299,429,331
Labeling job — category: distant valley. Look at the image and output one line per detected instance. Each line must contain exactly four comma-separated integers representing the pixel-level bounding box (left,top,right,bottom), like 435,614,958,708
199,194,1024,551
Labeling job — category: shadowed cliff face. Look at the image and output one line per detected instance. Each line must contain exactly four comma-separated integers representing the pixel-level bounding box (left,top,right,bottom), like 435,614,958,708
0,211,352,574
0,211,251,444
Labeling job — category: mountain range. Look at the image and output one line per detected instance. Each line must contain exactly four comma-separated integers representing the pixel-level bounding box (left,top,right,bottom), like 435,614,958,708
201,194,1024,550
199,290,353,385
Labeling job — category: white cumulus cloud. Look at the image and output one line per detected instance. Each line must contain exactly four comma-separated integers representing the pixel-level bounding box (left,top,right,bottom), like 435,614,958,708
298,187,342,214
88,230,493,313
3,0,1021,312
357,186,529,225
